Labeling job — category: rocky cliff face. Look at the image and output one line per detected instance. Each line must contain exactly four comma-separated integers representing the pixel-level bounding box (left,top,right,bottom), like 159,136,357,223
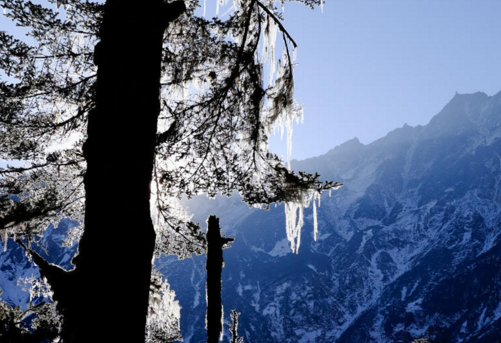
160,91,501,343
2,91,501,343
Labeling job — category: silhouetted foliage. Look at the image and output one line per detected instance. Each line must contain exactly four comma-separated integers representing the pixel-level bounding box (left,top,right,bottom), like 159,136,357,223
0,0,336,253
0,289,60,343
0,0,337,341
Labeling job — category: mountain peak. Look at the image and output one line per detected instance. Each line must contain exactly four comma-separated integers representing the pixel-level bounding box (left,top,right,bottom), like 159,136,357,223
326,137,364,156
423,91,495,136
449,91,488,105
342,137,362,147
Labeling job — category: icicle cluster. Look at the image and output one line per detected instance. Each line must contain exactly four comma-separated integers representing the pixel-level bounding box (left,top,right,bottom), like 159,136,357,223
285,188,321,253
154,0,333,255
264,49,303,169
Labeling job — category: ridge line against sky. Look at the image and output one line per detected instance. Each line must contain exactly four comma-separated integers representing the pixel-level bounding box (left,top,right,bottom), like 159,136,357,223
1,0,501,162
268,0,501,161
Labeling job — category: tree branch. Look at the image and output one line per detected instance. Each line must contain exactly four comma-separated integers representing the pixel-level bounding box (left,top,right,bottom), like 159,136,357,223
255,0,297,49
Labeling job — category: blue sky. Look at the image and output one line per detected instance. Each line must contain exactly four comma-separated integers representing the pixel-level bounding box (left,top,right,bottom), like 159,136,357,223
2,1,501,164
269,0,501,160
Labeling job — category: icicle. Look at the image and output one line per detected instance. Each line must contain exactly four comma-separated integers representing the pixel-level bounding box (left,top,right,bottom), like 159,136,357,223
268,20,277,86
286,113,293,169
216,0,221,15
320,0,323,13
285,199,304,254
3,230,7,252
203,0,207,17
285,189,324,252
3,7,6,15
261,15,278,86
313,197,318,241
262,17,269,60
269,22,277,86
220,305,225,341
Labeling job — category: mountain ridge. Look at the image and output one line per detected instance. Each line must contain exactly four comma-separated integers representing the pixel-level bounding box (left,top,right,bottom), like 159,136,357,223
1,91,501,342
167,90,501,342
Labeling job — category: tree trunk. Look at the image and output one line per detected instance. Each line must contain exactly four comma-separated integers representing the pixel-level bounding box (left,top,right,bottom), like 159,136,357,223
206,216,233,343
61,1,177,342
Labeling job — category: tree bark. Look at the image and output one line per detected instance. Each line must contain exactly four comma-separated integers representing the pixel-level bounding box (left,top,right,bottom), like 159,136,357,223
60,1,181,342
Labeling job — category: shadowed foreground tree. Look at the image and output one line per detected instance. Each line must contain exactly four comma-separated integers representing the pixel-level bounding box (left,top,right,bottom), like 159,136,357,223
205,215,233,343
0,0,340,342
0,289,61,343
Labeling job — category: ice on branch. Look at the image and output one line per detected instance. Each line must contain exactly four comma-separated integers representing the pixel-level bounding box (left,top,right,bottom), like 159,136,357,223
154,0,337,256
262,13,278,86
150,180,193,233
285,188,320,253
150,167,206,259
282,174,342,253
146,271,182,343
18,275,54,303
265,51,303,169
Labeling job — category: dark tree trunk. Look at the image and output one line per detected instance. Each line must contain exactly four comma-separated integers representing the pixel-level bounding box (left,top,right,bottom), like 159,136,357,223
58,1,182,342
206,216,233,343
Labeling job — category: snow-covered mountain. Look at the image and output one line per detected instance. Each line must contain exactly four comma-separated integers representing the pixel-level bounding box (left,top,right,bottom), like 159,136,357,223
0,219,78,309
159,91,501,343
2,91,501,342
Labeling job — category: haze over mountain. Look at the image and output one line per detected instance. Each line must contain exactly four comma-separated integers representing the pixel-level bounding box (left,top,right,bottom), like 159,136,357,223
1,91,501,342
162,90,501,343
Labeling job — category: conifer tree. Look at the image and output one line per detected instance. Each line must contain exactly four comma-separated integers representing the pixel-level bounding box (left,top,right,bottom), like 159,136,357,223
0,0,339,341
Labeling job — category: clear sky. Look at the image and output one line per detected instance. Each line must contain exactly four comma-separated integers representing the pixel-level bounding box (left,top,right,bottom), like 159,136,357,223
268,0,501,160
2,1,501,164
